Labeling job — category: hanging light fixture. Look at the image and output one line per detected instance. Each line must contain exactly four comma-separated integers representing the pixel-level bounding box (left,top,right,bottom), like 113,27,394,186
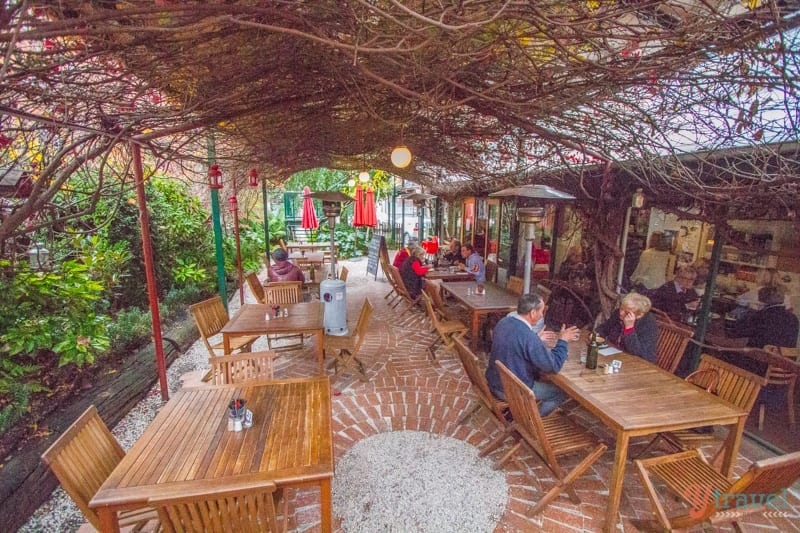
248,168,259,187
358,171,370,183
228,195,238,212
208,164,223,189
391,145,412,168
347,178,356,187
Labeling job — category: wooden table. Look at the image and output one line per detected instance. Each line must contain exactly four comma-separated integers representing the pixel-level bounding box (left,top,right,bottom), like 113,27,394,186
550,341,748,532
221,302,325,373
286,242,331,256
440,281,518,350
89,377,334,533
425,268,474,282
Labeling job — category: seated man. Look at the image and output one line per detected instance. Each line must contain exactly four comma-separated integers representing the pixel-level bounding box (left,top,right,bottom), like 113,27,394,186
459,243,486,283
267,247,305,284
596,292,658,363
649,266,699,318
441,239,462,264
485,294,580,416
734,285,799,348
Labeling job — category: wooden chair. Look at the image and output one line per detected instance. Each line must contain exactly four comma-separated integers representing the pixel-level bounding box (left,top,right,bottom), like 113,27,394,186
339,265,349,282
263,282,304,351
635,448,800,532
421,293,468,361
189,296,259,356
638,354,765,462
149,478,286,533
324,298,373,381
41,406,159,531
649,306,674,324
246,272,266,304
452,336,509,426
534,282,551,304
389,265,422,316
759,345,798,430
485,260,498,284
423,279,467,322
655,319,693,373
208,350,276,385
506,275,524,296
380,255,400,303
484,362,607,515
264,281,302,304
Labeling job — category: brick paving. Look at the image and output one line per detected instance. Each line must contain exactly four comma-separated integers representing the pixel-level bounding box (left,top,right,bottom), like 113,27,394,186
266,257,800,533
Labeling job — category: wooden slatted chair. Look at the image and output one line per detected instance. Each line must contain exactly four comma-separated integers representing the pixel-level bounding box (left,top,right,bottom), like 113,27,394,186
423,279,468,322
649,306,675,324
339,265,349,282
655,319,693,373
208,350,276,385
245,272,266,304
506,275,524,296
264,281,302,304
452,336,509,426
486,361,607,515
324,298,373,381
635,449,800,532
380,256,400,304
534,282,551,304
263,282,304,351
41,406,159,532
759,345,798,430
149,478,287,533
389,265,422,316
485,260,498,283
638,354,765,463
189,296,259,356
421,293,468,360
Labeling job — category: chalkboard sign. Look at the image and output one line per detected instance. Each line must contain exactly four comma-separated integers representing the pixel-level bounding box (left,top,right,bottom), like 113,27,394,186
366,234,387,280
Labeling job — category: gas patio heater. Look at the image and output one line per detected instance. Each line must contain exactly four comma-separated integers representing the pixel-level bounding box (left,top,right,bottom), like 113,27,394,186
489,184,575,294
309,190,353,336
401,192,436,243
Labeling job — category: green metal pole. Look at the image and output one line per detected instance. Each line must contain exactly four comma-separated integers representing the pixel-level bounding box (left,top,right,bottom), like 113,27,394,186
262,178,270,260
689,228,725,371
207,135,228,311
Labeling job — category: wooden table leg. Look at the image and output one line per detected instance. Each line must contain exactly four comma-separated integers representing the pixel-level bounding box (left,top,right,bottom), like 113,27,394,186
223,333,231,354
316,328,325,374
604,430,629,533
470,311,480,351
720,415,746,478
320,477,332,533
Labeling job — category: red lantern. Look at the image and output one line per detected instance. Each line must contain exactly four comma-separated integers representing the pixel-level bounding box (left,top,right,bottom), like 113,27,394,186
228,195,238,212
208,164,222,189
248,168,259,187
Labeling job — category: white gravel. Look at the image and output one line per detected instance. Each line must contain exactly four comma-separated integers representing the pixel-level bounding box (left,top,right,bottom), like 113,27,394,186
332,430,508,533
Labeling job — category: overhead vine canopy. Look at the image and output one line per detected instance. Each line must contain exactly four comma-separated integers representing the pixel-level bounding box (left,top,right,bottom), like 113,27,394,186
1,0,799,243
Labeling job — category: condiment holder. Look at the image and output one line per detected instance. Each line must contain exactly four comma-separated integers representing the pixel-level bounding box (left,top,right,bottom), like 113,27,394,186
228,398,250,432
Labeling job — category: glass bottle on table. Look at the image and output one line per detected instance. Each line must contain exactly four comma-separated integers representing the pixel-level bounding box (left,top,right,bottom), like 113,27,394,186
585,331,599,370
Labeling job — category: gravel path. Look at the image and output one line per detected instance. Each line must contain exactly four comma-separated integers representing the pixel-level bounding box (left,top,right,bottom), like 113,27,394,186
332,431,507,533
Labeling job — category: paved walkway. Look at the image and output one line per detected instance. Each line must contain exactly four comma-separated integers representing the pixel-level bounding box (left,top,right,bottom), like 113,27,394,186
25,256,800,532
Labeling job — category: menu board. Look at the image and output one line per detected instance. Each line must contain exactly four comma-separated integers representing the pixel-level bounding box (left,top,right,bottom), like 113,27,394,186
366,234,388,280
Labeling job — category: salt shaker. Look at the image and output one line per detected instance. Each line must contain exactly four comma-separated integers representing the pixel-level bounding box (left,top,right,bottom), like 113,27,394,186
283,308,289,318
265,313,271,321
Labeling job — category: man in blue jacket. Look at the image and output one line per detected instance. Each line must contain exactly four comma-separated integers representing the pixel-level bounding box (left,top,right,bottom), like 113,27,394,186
486,294,580,416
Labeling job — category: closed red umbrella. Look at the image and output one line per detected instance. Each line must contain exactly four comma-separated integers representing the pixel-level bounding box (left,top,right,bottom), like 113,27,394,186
353,184,365,226
363,187,377,227
301,186,318,229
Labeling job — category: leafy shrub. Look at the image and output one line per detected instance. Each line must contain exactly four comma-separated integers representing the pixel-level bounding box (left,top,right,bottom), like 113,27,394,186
107,307,152,355
317,224,368,259
0,383,38,434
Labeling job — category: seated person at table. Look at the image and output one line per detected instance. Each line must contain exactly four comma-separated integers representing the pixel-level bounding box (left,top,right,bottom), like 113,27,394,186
441,239,462,264
733,286,799,349
557,245,587,283
630,231,675,290
596,292,658,363
392,237,418,268
268,248,305,284
649,266,699,318
400,246,429,299
459,243,486,283
486,294,580,416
